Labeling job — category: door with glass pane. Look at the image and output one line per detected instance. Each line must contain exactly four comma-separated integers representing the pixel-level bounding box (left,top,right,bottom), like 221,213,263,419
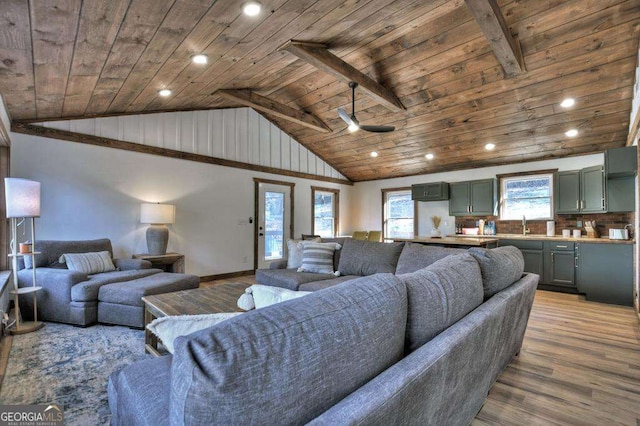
256,182,292,269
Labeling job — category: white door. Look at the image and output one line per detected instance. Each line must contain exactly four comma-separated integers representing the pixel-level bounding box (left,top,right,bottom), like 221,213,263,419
257,182,292,269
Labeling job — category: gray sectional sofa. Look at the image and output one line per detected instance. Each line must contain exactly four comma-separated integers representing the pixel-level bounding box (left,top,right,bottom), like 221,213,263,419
18,239,199,327
256,238,466,291
108,245,539,425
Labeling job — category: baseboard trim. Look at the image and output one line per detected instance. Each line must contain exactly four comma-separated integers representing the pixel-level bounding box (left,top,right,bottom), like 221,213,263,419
200,270,255,283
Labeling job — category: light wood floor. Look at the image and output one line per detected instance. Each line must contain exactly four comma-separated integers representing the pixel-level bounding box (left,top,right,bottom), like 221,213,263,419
1,278,638,425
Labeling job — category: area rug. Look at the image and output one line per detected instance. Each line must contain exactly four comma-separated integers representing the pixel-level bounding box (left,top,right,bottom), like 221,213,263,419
0,322,150,425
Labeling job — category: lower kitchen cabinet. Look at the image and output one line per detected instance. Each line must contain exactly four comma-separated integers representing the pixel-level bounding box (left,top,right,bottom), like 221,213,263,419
499,239,544,278
577,243,633,306
543,242,576,289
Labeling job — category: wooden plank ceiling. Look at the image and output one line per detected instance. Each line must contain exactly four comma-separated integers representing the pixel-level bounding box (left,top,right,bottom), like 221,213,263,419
0,0,638,181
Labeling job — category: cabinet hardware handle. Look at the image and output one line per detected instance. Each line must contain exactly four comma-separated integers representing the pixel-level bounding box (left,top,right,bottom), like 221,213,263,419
580,200,584,210
556,245,568,248
551,252,555,263
574,256,578,268
601,198,605,210
576,200,579,210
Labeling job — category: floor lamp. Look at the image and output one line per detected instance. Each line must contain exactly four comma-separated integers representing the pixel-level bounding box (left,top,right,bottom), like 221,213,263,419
5,178,44,334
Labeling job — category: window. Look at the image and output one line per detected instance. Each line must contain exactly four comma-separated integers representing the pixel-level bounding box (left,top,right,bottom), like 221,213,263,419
312,187,339,237
500,173,553,220
383,189,415,239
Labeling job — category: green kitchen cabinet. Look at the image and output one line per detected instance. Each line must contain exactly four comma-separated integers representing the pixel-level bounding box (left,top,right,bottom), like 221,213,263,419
605,146,637,178
543,242,576,288
499,239,544,278
576,243,633,306
605,146,636,212
555,167,605,214
411,182,449,201
448,179,497,216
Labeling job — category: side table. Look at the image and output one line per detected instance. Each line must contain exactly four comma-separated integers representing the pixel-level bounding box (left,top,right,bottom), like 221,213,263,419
133,253,185,273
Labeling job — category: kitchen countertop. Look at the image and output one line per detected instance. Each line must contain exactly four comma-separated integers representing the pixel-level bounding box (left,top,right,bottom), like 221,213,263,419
392,236,499,247
454,234,635,244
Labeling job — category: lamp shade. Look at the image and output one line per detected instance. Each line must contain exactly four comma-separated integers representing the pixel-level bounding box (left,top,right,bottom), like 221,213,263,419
5,178,41,218
140,203,175,224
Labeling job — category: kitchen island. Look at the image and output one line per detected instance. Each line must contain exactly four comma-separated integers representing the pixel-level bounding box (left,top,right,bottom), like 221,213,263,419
391,236,499,248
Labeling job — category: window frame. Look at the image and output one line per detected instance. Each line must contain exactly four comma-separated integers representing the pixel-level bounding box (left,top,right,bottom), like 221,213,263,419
381,187,418,240
498,170,556,221
311,186,339,237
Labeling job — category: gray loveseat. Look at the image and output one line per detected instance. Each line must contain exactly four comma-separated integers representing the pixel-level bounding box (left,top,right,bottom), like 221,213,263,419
108,246,539,425
18,239,199,327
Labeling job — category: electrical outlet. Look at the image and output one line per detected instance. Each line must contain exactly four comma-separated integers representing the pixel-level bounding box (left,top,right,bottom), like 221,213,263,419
576,220,583,227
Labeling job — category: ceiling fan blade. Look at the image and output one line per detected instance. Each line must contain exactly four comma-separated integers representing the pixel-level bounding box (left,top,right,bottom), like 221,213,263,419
337,108,353,125
361,125,395,133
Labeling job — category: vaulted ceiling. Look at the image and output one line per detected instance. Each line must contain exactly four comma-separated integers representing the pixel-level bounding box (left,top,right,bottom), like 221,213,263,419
0,0,638,181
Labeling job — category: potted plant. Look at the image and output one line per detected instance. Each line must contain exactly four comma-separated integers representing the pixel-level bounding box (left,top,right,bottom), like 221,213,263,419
431,216,442,237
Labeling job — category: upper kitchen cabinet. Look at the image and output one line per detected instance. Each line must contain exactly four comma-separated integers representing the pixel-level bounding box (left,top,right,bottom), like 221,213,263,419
449,179,497,216
605,146,636,212
605,146,637,178
555,167,605,214
411,182,449,201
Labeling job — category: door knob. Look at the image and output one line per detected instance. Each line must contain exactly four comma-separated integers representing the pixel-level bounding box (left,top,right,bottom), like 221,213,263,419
259,233,264,236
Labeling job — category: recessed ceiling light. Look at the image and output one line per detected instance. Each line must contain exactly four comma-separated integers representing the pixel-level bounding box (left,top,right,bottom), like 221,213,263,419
243,1,262,16
158,89,172,97
565,129,578,137
560,98,575,108
485,143,495,150
425,153,434,160
191,54,208,65
370,151,378,158
348,123,360,132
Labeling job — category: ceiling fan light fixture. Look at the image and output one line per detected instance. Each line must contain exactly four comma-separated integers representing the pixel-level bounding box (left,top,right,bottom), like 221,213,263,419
158,89,172,97
425,153,434,160
560,98,575,108
565,129,578,137
348,122,359,132
243,1,262,16
191,54,208,65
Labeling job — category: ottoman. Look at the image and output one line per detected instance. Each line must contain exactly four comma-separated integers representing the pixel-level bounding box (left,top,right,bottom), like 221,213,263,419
98,272,200,328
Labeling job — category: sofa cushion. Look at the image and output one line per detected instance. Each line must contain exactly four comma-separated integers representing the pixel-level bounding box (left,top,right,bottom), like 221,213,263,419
468,246,525,299
255,268,337,290
298,241,341,274
321,237,347,270
338,239,404,276
298,275,361,291
61,251,116,274
108,355,171,426
399,253,484,352
25,238,113,269
71,269,162,302
396,243,465,275
170,273,407,425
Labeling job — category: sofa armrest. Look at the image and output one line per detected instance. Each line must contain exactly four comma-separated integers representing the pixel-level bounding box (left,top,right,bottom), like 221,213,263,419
269,260,288,270
18,267,88,300
114,258,153,271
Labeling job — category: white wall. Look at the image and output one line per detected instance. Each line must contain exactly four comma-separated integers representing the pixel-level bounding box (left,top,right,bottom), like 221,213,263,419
10,131,352,277
349,154,604,236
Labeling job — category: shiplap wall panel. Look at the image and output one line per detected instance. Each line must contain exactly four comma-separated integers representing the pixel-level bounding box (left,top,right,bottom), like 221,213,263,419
38,107,346,179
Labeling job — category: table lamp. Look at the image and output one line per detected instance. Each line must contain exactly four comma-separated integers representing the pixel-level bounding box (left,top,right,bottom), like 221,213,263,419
140,203,175,255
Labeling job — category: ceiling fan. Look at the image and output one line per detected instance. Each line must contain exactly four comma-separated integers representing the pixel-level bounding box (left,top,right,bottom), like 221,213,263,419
337,82,395,133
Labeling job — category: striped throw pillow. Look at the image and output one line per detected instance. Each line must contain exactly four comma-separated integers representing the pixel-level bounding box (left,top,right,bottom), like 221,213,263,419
297,242,342,275
61,251,116,274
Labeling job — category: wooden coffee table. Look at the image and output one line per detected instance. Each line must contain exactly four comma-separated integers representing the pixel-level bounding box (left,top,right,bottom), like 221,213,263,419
142,282,248,356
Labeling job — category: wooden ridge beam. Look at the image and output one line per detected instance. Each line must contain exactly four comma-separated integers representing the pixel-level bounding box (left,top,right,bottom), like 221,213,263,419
216,89,330,133
278,40,405,112
464,0,525,77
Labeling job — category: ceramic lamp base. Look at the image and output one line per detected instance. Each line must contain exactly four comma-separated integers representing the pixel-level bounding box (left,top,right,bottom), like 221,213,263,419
146,224,169,255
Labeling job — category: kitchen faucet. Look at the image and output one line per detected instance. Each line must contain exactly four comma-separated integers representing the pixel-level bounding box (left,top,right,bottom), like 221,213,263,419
522,215,530,236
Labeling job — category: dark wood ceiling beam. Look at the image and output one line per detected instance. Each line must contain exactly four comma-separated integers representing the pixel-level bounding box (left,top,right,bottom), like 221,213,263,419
216,89,331,133
464,0,525,77
278,40,406,112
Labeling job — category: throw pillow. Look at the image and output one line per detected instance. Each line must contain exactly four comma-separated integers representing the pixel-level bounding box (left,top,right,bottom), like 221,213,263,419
297,241,342,275
147,312,242,354
286,238,319,269
237,284,312,310
468,246,525,299
60,251,116,274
